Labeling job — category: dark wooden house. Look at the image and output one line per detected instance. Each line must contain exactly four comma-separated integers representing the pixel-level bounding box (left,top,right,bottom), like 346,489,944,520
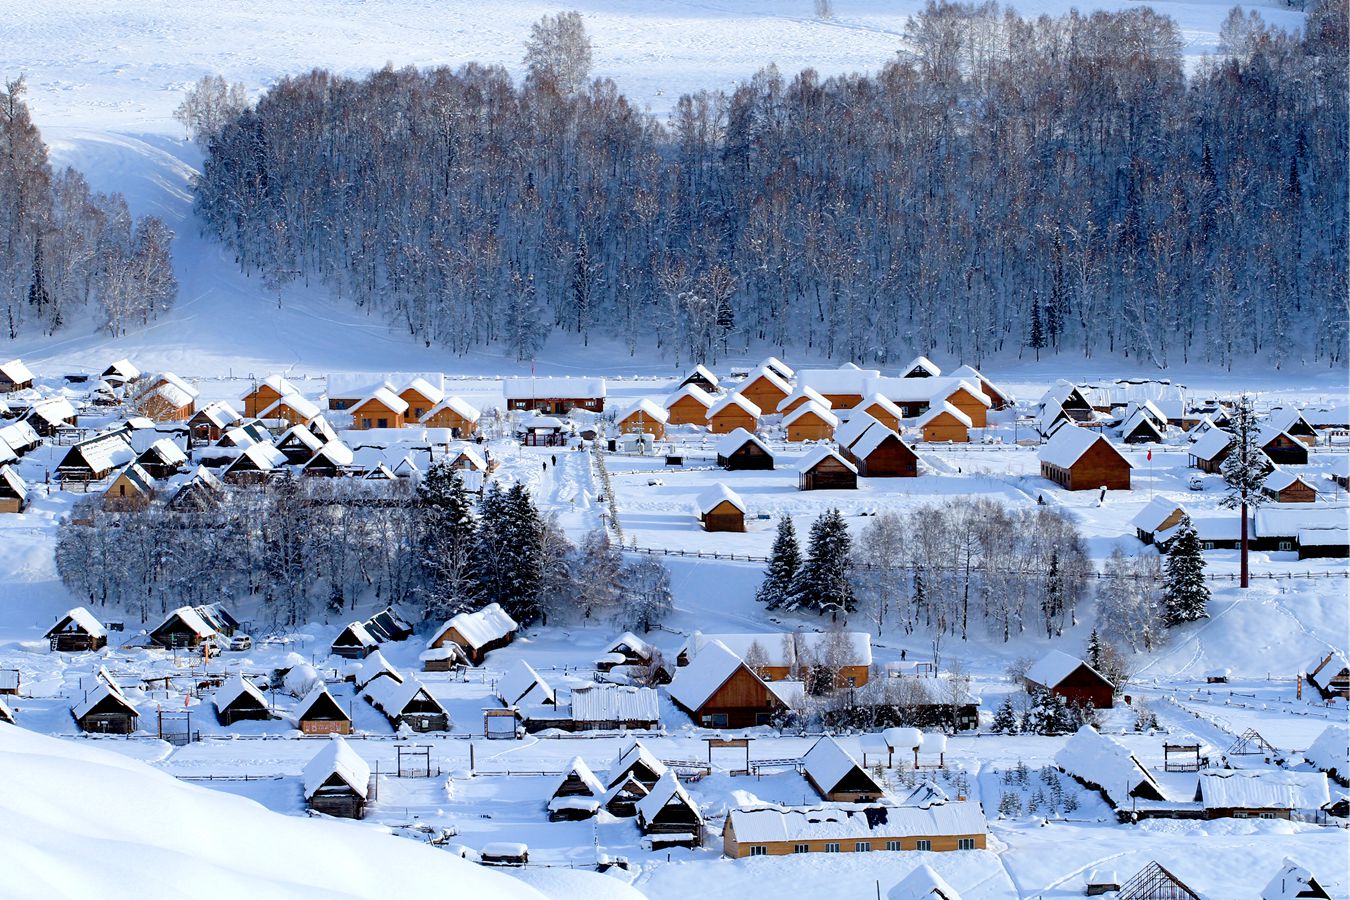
802,736,887,802
839,423,918,478
296,685,352,735
425,603,518,666
667,640,789,728
331,622,380,659
214,674,273,725
636,771,703,848
72,675,138,734
303,736,370,819
1025,650,1115,709
798,447,858,491
363,676,449,732
149,605,221,649
548,756,606,821
1039,426,1131,491
699,483,746,532
0,358,34,393
1260,428,1309,465
715,428,773,470
45,607,108,652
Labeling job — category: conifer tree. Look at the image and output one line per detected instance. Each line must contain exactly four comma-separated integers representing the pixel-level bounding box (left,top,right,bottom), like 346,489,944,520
756,516,801,609
1086,628,1103,671
1220,394,1273,588
1027,293,1046,361
415,459,478,620
792,509,855,617
992,696,1019,734
1163,514,1210,625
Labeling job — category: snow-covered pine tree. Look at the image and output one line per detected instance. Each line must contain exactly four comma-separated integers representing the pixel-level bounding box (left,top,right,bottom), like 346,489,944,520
415,459,478,620
1027,292,1046,361
991,696,1019,734
792,508,855,617
1220,394,1273,588
756,516,801,609
1086,628,1103,670
502,483,545,623
1163,514,1210,625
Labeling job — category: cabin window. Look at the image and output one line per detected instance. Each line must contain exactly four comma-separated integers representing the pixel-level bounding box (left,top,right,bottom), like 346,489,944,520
1259,812,1275,819
958,838,976,850
755,713,771,726
1203,542,1214,551
793,844,809,854
702,714,728,727
915,840,932,851
1233,812,1248,819
824,843,840,853
118,484,126,496
361,418,372,429
855,842,871,852
377,418,389,429
749,846,768,857
1278,541,1293,551
885,841,901,852
846,676,857,687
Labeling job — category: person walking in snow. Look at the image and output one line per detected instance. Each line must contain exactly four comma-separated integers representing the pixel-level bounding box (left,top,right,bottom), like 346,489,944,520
551,454,557,467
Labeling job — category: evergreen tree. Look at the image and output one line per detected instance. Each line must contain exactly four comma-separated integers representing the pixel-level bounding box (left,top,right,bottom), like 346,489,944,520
505,271,544,361
991,696,1019,734
756,516,801,609
472,482,545,623
1086,628,1104,671
792,509,855,617
576,527,625,620
1027,292,1046,360
415,459,478,620
1220,394,1273,588
1162,514,1210,625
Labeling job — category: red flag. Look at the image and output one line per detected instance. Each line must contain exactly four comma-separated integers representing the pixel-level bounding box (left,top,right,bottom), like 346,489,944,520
1146,450,1152,461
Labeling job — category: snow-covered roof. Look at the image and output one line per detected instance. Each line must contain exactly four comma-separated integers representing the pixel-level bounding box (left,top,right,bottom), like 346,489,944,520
50,606,107,639
729,800,984,845
766,680,806,707
1263,468,1312,494
102,358,140,381
551,756,605,798
1197,770,1329,811
1131,497,1185,533
698,482,746,515
682,364,719,389
1262,859,1330,900
257,374,301,397
29,397,77,426
1080,378,1186,410
664,383,714,411
714,427,769,457
888,864,962,900
855,393,905,420
231,442,287,472
350,386,409,416
72,675,137,721
1189,427,1234,461
607,740,668,787
400,376,444,405
213,674,268,713
796,366,880,397
757,356,795,381
0,420,39,450
0,358,34,384
1257,425,1303,450
144,381,195,410
364,674,445,718
1255,505,1348,538
682,631,872,668
353,651,403,691
636,770,697,823
784,400,839,428
1039,425,1127,469
422,395,480,424
709,392,761,420
1303,725,1349,779
333,621,379,651
1025,650,1102,689
278,425,325,453
64,430,136,474
157,605,218,639
448,445,487,471
620,397,670,425
901,356,941,378
142,437,188,466
195,400,241,429
605,632,654,659
303,735,370,799
503,376,606,400
1120,408,1164,440
295,684,347,722
0,465,28,501
834,412,885,450
1267,407,1315,434
778,385,832,413
850,423,908,460
432,602,518,650
569,684,659,723
667,640,750,711
1054,726,1163,806
802,736,880,795
262,393,321,421
935,379,992,409
883,727,923,752
1039,381,1089,408
916,401,972,429
497,659,555,708
797,445,857,474
152,372,199,400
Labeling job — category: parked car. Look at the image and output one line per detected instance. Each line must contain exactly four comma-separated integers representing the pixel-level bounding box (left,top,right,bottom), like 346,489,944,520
228,634,253,651
1188,475,1205,491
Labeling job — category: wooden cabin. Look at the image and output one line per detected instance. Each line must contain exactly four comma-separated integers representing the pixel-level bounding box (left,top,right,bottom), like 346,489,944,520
698,483,746,532
503,377,605,414
303,736,369,818
715,428,773,470
1260,428,1309,465
331,622,380,659
45,607,108,651
839,424,918,478
707,393,761,435
1025,650,1114,709
296,685,352,735
1268,408,1320,447
419,396,480,437
1262,469,1317,504
798,447,858,491
136,380,195,422
802,737,887,802
778,385,832,416
135,437,188,479
101,358,140,386
275,425,325,465
222,442,287,484
1039,426,1131,491
26,397,78,436
0,359,34,393
784,401,838,442
1307,653,1350,701
0,465,29,513
636,772,703,848
1131,497,1186,545
937,381,991,428
398,377,444,423
667,640,790,728
950,365,1013,410
57,428,135,483
853,394,904,431
73,679,139,734
900,355,941,378
1189,428,1234,473
618,398,669,439
548,757,606,821
104,464,155,511
425,603,518,666
168,466,225,511
604,774,651,818
722,802,987,859
734,365,791,415
349,387,408,430
241,374,300,418
363,676,449,732
1120,408,1166,444
149,604,230,649
665,384,715,426
364,607,414,643
214,675,272,725
916,403,972,443
259,393,321,428
595,632,655,672
679,365,719,393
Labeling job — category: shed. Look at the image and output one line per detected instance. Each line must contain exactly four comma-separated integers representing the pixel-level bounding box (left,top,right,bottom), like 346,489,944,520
698,483,746,532
168,465,225,511
497,659,557,710
364,607,414,643
708,393,762,435
548,756,606,821
567,683,660,730
798,446,858,491
0,465,30,513
916,403,972,443
222,442,287,484
1039,426,1131,491
715,427,773,470
214,674,272,725
303,735,370,819
636,771,703,847
419,396,480,437
802,736,886,802
26,397,78,436
1025,650,1114,708
1131,497,1186,545
664,384,716,426
597,632,655,671
331,622,380,659
784,401,839,442
45,607,108,652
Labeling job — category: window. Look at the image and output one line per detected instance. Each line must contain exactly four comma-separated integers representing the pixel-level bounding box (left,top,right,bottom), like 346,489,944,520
702,713,728,727
1259,812,1275,819
1234,812,1249,819
1203,542,1214,551
377,418,389,429
846,676,857,687
855,842,871,852
957,838,977,850
885,841,901,852
824,843,840,853
793,844,810,854
914,840,932,851
1278,541,1293,551
749,846,768,856
754,713,772,726
361,418,372,429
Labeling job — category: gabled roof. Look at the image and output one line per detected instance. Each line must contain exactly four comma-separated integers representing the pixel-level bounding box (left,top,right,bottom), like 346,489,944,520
421,395,480,424
681,364,719,390
1268,407,1317,435
47,606,107,640
333,621,379,651
277,425,325,454
307,440,355,469
0,420,39,451
1130,497,1185,533
72,670,137,720
709,392,761,420
784,400,839,428
736,364,792,398
227,442,287,473
140,437,188,466
496,659,555,708
303,735,370,799
1120,408,1164,440
447,445,487,471
28,397,77,426
796,366,880,397
757,356,795,381
214,674,268,713
401,376,445,406
1303,725,1349,778
936,379,992,408
1197,770,1329,811
0,358,34,384
1039,425,1128,469
143,382,194,410
888,864,962,900
714,427,770,457
60,430,136,473
155,605,218,639
253,374,301,398
1257,425,1304,449
667,639,759,711
101,358,140,382
607,739,669,787
150,372,200,400
778,385,832,413
854,393,904,421
194,400,242,429
0,465,28,501
261,393,322,421
295,684,349,723
352,651,403,691
1262,858,1332,900
1189,427,1234,461
430,602,517,650
636,770,699,824
664,383,715,411
916,401,972,429
1264,468,1314,494
802,736,884,796
350,386,409,416
110,463,155,496
1025,650,1106,690
698,482,746,515
901,355,941,378
551,756,606,799
605,632,654,659
834,412,886,450
1054,726,1164,805
851,423,911,460
797,445,857,474
363,674,446,718
620,397,670,425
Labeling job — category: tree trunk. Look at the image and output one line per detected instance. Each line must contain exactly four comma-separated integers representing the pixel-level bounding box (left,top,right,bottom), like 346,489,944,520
1239,500,1249,589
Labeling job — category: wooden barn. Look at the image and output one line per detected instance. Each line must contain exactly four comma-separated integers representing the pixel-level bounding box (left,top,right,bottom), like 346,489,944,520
1262,469,1317,504
45,607,108,652
784,401,838,442
734,364,792,415
839,422,918,478
419,396,480,437
715,427,773,470
1025,650,1115,709
259,393,322,428
503,376,606,414
798,446,858,491
1259,427,1309,465
679,364,719,393
26,397,78,436
349,387,408,430
242,374,302,418
617,398,669,439
0,359,34,393
72,672,138,734
303,736,370,819
103,463,156,511
425,603,518,665
0,465,29,513
852,394,904,431
213,674,272,725
296,685,352,735
636,772,704,848
707,393,761,435
667,639,792,728
1189,427,1235,473
135,437,188,479
398,377,444,423
548,757,606,821
916,402,972,443
802,736,887,802
722,801,987,859
1039,425,1131,491
664,384,715,426
778,385,832,416
698,483,746,533
331,622,380,659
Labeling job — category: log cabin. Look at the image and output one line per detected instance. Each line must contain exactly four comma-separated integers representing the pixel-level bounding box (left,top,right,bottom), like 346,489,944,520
1267,408,1320,447
103,463,155,511
1307,652,1350,701
222,442,288,484
678,364,719,393
167,466,225,511
722,801,987,858
548,757,606,821
1039,425,1131,491
300,440,355,477
607,740,669,791
900,356,941,378
784,401,839,442
137,372,199,420
303,736,369,818
331,622,380,659
707,393,761,434
667,639,794,728
57,430,136,483
503,376,605,414
664,384,715,426
150,605,231,649
213,674,273,725
839,422,918,478
0,465,29,513
425,603,518,665
188,400,242,443
595,632,655,672
72,677,139,734
734,365,792,415
1131,497,1186,545
295,685,352,735
1262,469,1317,504
617,398,669,439
1025,650,1114,708
419,396,480,437
1189,427,1234,473
398,377,444,423
0,359,34,392
275,425,326,465
1196,770,1329,821
0,419,40,455
636,772,704,848
363,676,449,732
101,358,140,386
715,427,773,470
1259,427,1309,465
259,393,322,428
45,607,108,651
852,394,904,431
798,446,858,491
698,483,746,532
757,356,795,383
242,374,302,418
916,402,972,443
1039,382,1096,423
802,736,887,802
1054,726,1166,810
349,387,408,430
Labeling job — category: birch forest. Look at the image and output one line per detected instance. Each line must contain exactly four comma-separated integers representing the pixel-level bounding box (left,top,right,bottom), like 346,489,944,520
194,1,1347,368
